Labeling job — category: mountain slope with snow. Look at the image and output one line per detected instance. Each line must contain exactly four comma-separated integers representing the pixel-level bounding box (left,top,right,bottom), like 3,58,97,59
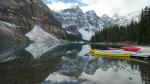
0,20,27,43
25,25,60,43
85,11,103,31
55,6,99,41
113,12,140,26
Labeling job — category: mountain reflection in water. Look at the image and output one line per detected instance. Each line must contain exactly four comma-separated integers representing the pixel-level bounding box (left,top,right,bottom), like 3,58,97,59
0,43,150,84
25,43,60,59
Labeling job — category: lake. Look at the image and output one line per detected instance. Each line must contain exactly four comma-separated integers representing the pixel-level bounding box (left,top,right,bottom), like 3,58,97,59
0,43,150,84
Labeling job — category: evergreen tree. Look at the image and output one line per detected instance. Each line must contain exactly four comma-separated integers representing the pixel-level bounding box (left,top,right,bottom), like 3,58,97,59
91,6,150,44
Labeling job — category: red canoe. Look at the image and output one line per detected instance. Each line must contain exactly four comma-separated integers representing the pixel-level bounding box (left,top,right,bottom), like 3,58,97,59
121,46,140,52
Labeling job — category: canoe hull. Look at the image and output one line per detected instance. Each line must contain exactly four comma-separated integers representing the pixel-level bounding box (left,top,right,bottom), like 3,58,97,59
121,46,140,52
89,50,131,57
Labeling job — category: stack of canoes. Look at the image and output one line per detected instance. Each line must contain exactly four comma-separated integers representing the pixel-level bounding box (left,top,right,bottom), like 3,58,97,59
89,46,150,58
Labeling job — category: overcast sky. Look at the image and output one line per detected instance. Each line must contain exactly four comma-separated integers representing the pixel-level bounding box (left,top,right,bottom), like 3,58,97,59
43,0,150,17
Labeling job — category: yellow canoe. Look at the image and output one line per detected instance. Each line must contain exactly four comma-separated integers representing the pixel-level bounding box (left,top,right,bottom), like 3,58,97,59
89,49,131,57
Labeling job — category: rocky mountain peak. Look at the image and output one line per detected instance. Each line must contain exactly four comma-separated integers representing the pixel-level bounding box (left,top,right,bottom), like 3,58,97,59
55,6,95,41
62,5,82,13
101,14,110,18
85,10,102,29
113,13,119,20
70,5,80,9
112,11,140,26
85,10,97,16
0,0,68,43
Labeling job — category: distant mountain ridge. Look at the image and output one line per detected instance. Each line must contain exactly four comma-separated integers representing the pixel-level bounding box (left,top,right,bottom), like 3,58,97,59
54,6,140,41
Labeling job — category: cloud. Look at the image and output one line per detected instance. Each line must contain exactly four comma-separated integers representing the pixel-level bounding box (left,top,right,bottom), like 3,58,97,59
80,0,114,16
45,0,150,16
80,0,150,16
47,1,78,11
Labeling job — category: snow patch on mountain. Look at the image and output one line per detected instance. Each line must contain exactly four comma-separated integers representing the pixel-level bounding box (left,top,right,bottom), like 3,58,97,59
25,25,60,43
78,29,94,41
0,20,16,33
0,21,16,28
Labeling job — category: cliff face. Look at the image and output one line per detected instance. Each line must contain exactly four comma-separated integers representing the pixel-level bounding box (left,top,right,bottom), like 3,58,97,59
0,21,27,44
54,6,95,41
0,0,67,43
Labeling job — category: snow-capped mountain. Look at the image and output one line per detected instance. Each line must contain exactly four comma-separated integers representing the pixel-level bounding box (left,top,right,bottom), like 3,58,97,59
54,6,101,41
100,14,115,27
53,6,140,41
56,6,97,41
113,14,129,26
113,12,140,26
85,10,103,31
125,11,141,22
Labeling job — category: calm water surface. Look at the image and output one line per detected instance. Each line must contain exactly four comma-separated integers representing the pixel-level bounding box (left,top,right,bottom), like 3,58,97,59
0,43,150,84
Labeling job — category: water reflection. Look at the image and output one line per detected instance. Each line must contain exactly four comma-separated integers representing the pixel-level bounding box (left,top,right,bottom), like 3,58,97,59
25,43,60,59
44,57,150,84
0,44,27,63
0,43,150,84
0,43,65,84
78,44,91,56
